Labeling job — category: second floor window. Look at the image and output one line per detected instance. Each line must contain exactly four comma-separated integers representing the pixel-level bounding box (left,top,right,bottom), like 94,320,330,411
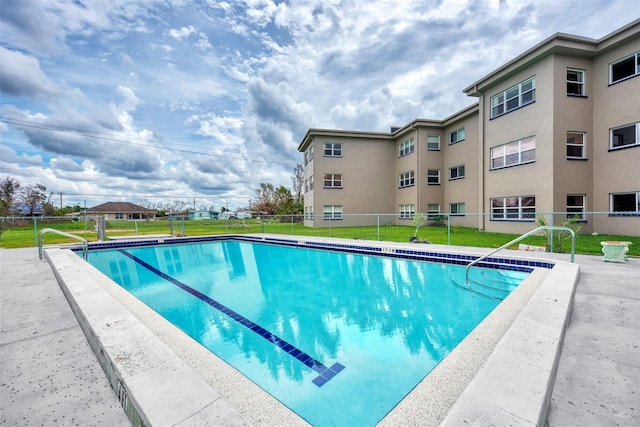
427,135,440,150
449,165,465,180
449,128,465,144
324,142,342,157
427,169,440,185
323,174,342,188
491,136,536,169
491,76,536,118
399,171,415,188
611,122,639,150
567,69,585,96
567,132,586,159
399,138,415,157
610,51,640,84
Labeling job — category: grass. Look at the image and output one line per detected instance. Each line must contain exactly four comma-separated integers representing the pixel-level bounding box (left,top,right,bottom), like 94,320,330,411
1,217,637,257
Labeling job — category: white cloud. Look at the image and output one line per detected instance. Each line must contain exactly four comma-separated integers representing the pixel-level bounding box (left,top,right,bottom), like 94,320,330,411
168,25,197,41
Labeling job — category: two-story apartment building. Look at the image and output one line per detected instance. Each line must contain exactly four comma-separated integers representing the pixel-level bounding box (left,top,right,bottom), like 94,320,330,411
298,19,640,235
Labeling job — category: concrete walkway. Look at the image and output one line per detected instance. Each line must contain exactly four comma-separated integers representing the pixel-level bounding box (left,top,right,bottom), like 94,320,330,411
0,247,130,426
0,246,638,426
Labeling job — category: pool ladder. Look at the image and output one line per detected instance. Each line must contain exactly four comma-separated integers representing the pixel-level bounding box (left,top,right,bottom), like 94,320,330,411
38,228,88,260
465,226,576,285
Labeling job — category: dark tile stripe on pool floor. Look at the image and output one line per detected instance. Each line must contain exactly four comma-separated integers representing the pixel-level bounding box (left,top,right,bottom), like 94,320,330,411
118,249,344,387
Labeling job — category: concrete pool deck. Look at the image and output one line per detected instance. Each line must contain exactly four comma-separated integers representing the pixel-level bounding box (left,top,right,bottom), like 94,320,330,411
1,237,638,426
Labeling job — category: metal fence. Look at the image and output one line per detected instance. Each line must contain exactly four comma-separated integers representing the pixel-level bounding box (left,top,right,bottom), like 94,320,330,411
2,212,637,257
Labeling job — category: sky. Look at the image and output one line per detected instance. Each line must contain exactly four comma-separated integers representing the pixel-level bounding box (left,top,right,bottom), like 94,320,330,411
1,0,639,211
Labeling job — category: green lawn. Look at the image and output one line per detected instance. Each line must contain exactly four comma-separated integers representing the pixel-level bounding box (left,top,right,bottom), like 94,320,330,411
1,217,637,257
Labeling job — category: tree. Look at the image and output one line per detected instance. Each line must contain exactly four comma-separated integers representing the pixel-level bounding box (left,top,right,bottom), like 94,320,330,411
291,163,304,204
0,177,21,216
18,184,48,216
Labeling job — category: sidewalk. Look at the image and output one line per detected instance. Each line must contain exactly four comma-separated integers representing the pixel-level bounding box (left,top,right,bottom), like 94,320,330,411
0,247,130,426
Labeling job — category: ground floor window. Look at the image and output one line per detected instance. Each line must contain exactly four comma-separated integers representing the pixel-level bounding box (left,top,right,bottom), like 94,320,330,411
399,204,415,219
491,196,536,221
567,195,586,219
305,205,314,220
449,202,465,216
323,205,343,220
115,213,123,219
610,192,640,215
427,203,440,219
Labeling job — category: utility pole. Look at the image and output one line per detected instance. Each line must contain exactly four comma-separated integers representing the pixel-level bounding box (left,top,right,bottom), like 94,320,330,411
59,192,63,210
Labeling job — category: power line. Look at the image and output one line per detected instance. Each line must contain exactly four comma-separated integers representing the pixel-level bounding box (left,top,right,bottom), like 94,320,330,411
1,117,300,168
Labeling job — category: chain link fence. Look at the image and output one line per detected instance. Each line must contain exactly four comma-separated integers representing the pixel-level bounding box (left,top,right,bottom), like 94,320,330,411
2,212,637,257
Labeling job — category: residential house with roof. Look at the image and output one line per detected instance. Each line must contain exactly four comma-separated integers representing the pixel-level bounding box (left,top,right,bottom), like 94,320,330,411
298,19,640,236
86,202,155,221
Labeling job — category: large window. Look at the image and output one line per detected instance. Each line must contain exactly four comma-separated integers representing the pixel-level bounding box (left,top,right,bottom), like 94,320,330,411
449,165,465,180
610,51,640,84
399,138,414,157
450,203,465,216
567,132,586,159
428,135,440,151
323,205,343,220
399,204,415,219
324,142,342,157
449,128,465,144
490,76,536,118
491,196,536,221
323,174,342,188
567,69,585,96
610,192,640,215
490,136,536,169
427,203,440,219
399,171,415,188
610,123,639,149
567,195,586,220
427,169,440,185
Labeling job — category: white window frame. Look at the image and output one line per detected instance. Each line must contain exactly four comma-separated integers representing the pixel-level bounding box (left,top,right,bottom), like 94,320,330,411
490,76,536,118
567,132,586,159
567,194,586,220
323,205,343,220
427,203,440,219
115,213,123,219
610,122,639,150
323,173,342,189
323,142,342,157
399,138,415,157
304,144,314,165
399,204,415,219
490,136,536,169
567,68,585,96
491,196,536,221
449,128,465,144
304,178,308,193
610,192,640,215
449,202,465,216
309,175,314,190
427,135,440,151
399,171,415,188
449,165,465,180
610,51,640,84
427,169,440,185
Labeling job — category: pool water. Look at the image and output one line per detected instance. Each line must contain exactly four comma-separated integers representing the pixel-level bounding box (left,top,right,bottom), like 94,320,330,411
87,240,527,426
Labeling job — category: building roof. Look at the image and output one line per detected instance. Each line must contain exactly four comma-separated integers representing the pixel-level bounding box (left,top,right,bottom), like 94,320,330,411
86,202,152,213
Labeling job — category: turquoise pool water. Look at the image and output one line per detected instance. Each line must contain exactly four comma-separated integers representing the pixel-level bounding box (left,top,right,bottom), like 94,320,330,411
86,239,527,426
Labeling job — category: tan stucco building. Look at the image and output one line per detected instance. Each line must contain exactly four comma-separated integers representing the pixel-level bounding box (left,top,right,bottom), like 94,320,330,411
298,19,640,236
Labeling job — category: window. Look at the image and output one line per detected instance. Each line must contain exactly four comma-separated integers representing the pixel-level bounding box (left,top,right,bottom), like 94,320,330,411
304,206,314,220
491,196,536,221
490,76,536,118
450,203,465,216
323,142,342,157
427,203,440,219
323,174,342,188
399,138,414,157
304,144,314,165
115,213,123,219
567,132,586,158
304,178,308,193
610,51,640,84
567,195,586,220
427,169,440,185
323,205,343,220
399,204,415,219
610,123,639,149
399,171,415,188
309,175,314,190
491,136,536,169
567,69,585,96
428,135,440,151
610,192,640,215
449,128,465,144
449,165,465,180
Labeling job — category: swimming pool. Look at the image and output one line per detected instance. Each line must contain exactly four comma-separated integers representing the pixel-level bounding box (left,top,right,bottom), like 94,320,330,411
84,237,531,426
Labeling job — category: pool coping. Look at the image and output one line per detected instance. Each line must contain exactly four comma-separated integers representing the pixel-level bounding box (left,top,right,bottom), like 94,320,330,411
44,234,579,426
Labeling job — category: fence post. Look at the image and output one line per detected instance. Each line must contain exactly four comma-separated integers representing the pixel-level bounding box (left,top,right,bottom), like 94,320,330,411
377,215,380,241
33,217,37,247
291,214,294,235
447,214,451,246
550,212,555,253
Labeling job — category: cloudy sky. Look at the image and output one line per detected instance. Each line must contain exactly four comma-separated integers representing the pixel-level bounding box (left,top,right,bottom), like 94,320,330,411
1,0,638,211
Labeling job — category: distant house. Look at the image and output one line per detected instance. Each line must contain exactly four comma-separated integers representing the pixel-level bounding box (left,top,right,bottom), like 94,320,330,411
86,202,155,221
188,211,217,220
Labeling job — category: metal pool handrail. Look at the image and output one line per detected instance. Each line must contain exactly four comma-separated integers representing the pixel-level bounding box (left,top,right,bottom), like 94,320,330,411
38,228,88,260
465,226,575,285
